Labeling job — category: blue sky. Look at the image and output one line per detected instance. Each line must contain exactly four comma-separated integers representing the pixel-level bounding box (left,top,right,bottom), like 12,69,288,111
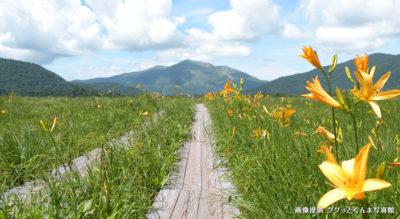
0,0,399,81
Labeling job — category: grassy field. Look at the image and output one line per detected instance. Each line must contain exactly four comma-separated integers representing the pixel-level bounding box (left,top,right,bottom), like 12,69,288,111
0,95,194,217
206,94,400,218
1,87,399,218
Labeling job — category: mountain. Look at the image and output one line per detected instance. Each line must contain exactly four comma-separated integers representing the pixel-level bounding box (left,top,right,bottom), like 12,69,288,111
246,53,400,95
0,58,98,96
71,82,142,95
75,59,266,95
0,58,73,92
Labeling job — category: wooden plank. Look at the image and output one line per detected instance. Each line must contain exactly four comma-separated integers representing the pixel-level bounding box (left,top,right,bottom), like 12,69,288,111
198,132,216,219
182,140,201,190
170,189,201,219
164,141,190,190
148,104,240,218
147,189,180,219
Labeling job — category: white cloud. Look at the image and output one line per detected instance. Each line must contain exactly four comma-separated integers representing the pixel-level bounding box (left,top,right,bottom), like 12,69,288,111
157,48,213,62
0,0,103,64
158,42,251,61
162,0,281,63
298,0,400,51
157,28,251,62
87,0,185,50
197,43,251,57
85,64,124,78
300,0,400,26
315,26,385,51
281,23,312,40
183,28,251,58
182,8,215,18
0,0,184,64
79,57,158,79
209,0,280,41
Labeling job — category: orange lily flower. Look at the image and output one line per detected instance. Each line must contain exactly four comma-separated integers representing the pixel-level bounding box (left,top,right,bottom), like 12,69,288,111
252,127,269,139
351,66,400,118
314,126,342,144
204,92,213,100
317,144,391,209
317,144,336,163
252,127,262,137
354,54,368,73
281,107,296,127
300,46,323,70
302,76,342,108
271,107,296,127
227,109,234,116
220,80,238,96
294,132,308,137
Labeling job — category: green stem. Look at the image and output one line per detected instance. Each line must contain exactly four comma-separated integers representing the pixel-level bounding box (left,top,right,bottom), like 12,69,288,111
47,132,63,175
323,70,340,161
375,121,382,151
331,107,339,161
350,111,359,153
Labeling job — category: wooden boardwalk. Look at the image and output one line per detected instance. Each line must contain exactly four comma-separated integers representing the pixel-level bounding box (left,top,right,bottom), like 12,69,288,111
147,104,239,219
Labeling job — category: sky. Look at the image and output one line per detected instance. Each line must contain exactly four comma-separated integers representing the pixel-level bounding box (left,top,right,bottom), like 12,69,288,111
0,0,399,81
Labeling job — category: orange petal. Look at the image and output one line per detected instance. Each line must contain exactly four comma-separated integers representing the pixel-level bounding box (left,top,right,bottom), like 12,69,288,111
317,188,346,209
353,144,371,186
286,109,296,117
362,178,391,192
351,89,362,99
388,162,400,167
372,89,400,101
373,72,391,92
341,159,355,177
368,101,381,118
319,162,350,189
317,144,338,164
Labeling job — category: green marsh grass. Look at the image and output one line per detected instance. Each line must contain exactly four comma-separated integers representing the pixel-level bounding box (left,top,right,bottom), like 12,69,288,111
0,96,159,189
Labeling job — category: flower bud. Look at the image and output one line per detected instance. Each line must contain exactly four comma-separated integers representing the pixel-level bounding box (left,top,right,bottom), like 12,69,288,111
369,168,376,178
233,83,238,91
345,67,356,84
336,87,344,105
377,163,386,179
329,54,337,73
